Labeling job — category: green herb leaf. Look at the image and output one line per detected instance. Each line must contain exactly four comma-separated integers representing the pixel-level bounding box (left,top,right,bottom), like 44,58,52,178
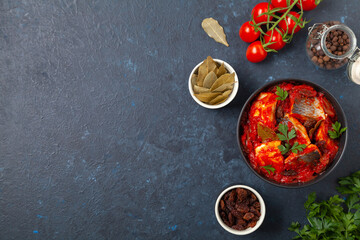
291,142,306,154
278,123,288,136
328,121,347,139
289,170,360,239
278,143,291,155
288,222,301,232
288,128,297,141
277,134,288,142
337,170,360,195
275,86,288,101
261,165,276,174
304,192,316,209
277,123,304,155
277,123,296,142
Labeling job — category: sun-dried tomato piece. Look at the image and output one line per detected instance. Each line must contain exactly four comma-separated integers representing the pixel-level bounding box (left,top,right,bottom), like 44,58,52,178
220,211,227,220
228,190,236,202
232,224,246,231
249,193,257,204
228,212,235,226
223,219,231,226
243,212,255,221
231,209,243,218
250,206,261,217
220,200,225,211
225,200,234,211
253,201,261,210
247,220,257,228
236,203,249,213
236,188,248,201
223,191,231,200
236,218,246,226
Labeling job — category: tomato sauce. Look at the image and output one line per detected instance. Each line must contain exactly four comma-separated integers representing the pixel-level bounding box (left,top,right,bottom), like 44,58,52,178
241,83,339,184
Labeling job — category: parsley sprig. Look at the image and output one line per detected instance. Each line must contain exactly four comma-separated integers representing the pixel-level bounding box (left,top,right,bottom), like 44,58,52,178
291,142,307,154
328,121,347,139
277,123,296,141
277,123,306,155
261,165,276,174
289,170,360,240
275,86,288,101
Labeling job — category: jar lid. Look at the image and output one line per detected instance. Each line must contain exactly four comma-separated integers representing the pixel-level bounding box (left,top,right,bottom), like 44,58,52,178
347,49,360,85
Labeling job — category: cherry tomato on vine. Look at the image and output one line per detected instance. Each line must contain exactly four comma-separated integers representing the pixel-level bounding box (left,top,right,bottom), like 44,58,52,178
271,0,293,13
239,21,261,43
278,11,303,34
246,41,267,63
264,28,286,51
296,0,320,11
251,2,274,24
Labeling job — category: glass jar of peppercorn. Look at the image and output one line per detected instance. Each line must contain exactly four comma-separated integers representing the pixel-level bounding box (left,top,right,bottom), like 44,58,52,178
305,21,360,85
306,21,356,70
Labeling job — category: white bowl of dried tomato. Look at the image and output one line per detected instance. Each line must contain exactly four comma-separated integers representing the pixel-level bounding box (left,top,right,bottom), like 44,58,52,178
215,185,266,235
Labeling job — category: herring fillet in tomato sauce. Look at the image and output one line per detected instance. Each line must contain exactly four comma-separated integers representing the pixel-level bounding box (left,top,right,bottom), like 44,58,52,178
241,83,339,184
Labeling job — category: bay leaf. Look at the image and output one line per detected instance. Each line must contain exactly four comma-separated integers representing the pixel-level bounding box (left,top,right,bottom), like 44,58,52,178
205,56,217,73
210,73,235,91
194,92,221,103
197,64,208,87
203,71,217,89
217,98,227,104
257,123,279,142
197,56,217,87
201,18,229,47
222,89,232,97
191,74,197,86
193,85,210,94
212,82,234,92
209,89,232,105
216,63,227,77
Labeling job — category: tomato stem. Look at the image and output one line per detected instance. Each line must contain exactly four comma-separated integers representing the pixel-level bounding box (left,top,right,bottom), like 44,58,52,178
269,0,299,31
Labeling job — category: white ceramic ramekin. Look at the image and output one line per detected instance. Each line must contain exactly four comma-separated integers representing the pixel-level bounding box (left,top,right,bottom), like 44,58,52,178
188,59,239,109
214,185,266,235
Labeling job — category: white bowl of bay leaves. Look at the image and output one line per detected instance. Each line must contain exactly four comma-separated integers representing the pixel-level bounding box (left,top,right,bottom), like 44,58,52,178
189,56,239,109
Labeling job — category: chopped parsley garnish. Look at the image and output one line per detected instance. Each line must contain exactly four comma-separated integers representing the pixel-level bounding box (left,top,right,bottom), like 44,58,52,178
277,123,306,155
328,121,347,139
261,165,276,174
275,86,288,101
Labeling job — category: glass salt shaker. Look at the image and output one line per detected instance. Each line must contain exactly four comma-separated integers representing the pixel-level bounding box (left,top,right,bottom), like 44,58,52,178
306,21,360,85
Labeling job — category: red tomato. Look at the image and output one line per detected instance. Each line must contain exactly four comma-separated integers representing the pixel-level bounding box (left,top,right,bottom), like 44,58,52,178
239,21,261,43
251,2,274,24
278,11,302,34
264,28,286,51
296,0,319,11
271,0,293,12
246,41,267,63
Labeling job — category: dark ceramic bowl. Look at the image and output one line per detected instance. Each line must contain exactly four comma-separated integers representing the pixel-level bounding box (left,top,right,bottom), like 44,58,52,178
236,79,347,188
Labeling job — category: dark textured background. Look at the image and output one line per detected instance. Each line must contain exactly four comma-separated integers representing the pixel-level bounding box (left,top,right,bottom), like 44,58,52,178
0,0,359,239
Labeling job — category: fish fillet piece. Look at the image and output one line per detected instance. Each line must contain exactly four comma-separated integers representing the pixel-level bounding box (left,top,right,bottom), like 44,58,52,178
315,121,339,152
319,95,336,118
291,97,326,122
285,144,321,164
249,92,278,128
255,140,284,166
282,114,311,145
